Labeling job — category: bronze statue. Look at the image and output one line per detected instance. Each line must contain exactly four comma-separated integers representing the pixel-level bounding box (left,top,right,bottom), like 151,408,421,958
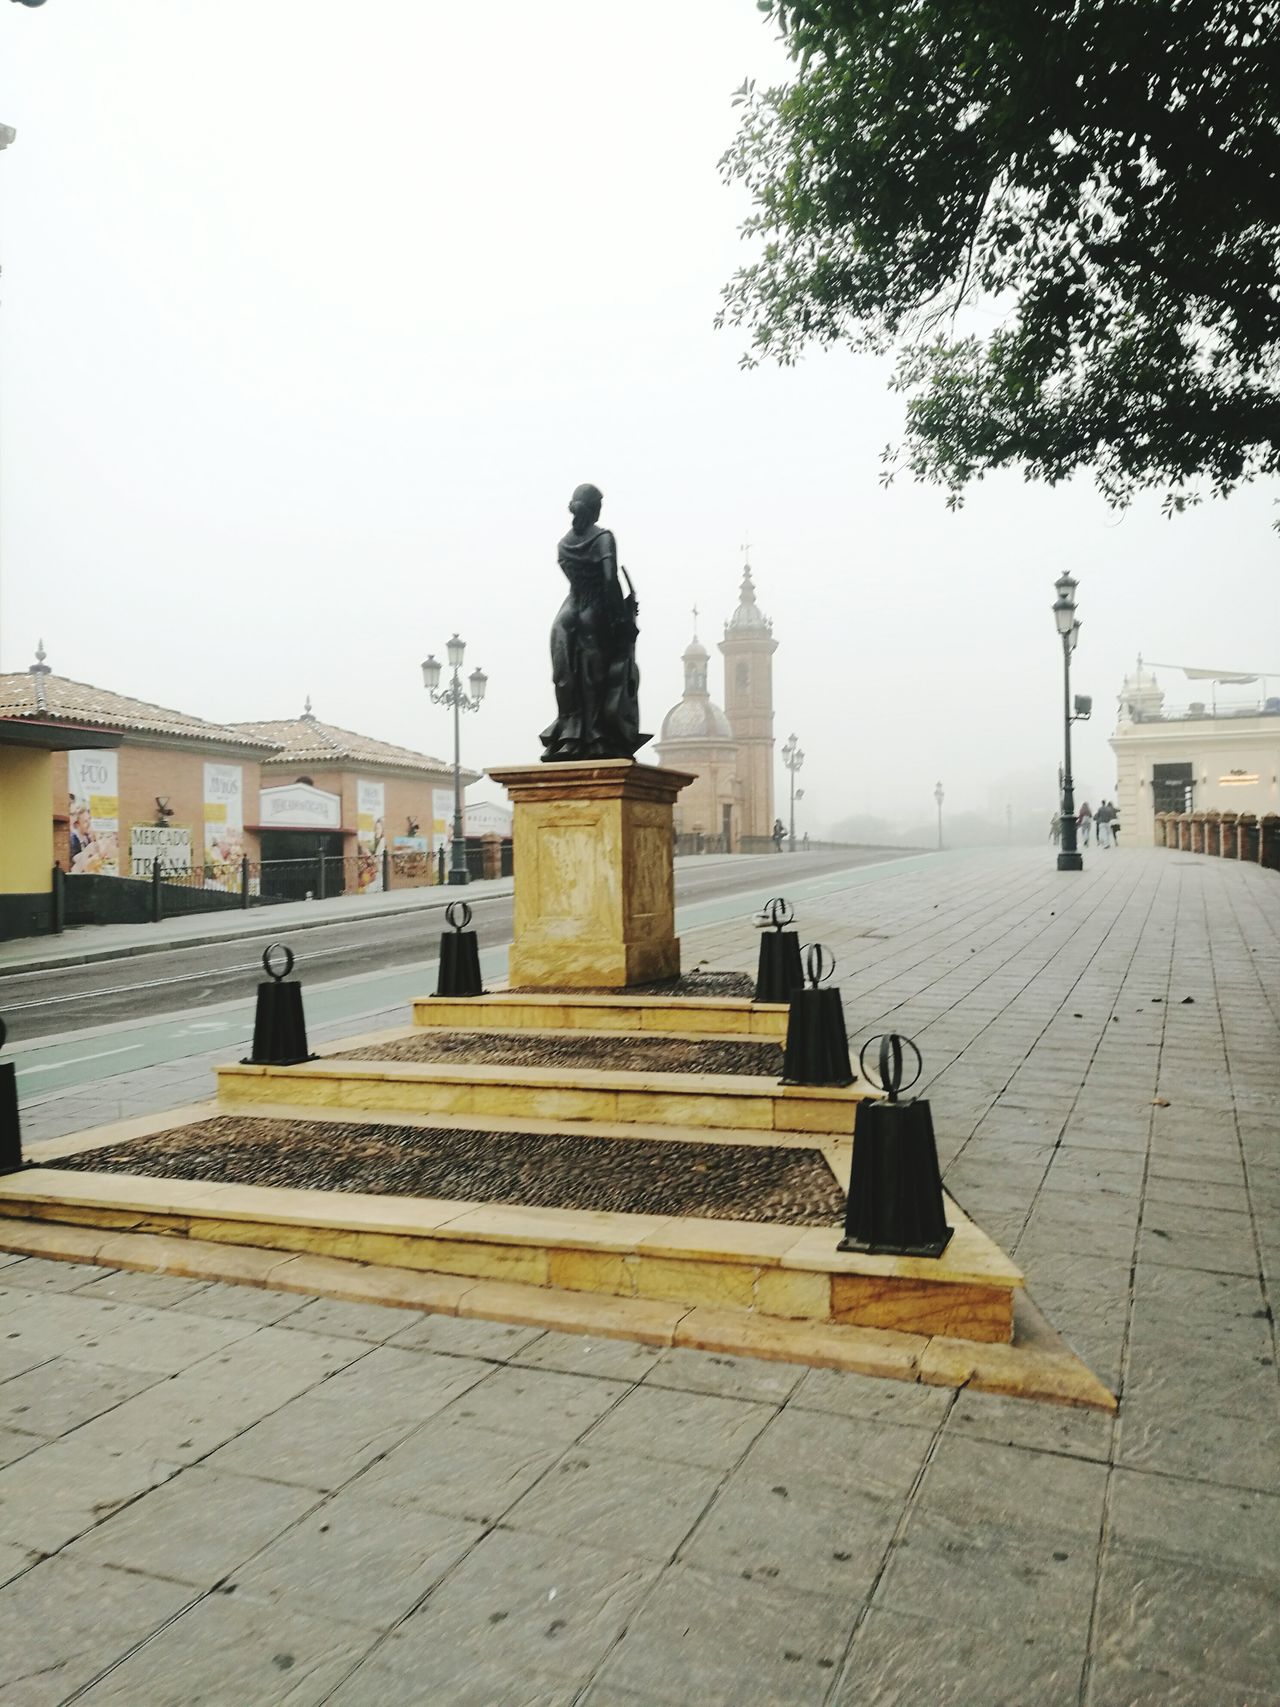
540,484,647,762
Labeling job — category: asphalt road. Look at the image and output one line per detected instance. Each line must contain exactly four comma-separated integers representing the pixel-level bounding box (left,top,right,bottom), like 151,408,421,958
0,848,916,1045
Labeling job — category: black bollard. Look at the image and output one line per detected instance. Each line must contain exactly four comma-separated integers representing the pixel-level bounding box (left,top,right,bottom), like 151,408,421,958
840,1034,952,1257
0,1019,22,1175
242,944,315,1066
754,896,804,1003
781,944,854,1086
435,900,484,998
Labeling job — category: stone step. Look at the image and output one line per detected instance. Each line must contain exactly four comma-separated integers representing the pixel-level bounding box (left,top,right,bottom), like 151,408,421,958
217,1051,864,1135
3,1098,1024,1346
413,990,789,1039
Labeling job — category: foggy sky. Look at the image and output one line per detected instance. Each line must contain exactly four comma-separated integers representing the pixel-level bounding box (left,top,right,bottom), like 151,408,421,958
1,0,1275,837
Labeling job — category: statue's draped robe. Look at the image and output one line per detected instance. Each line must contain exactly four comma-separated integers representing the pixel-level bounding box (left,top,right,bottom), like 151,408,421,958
540,525,645,761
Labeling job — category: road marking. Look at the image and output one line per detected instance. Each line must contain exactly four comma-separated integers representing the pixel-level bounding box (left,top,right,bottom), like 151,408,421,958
0,940,376,1012
16,1044,143,1077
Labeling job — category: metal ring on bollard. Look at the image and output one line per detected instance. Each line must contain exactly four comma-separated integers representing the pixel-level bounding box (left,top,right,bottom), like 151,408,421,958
857,1033,923,1102
262,943,295,983
803,943,836,986
445,900,473,932
765,897,795,931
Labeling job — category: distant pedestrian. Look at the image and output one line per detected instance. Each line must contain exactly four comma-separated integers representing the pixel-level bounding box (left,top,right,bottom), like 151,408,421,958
1049,813,1061,846
802,831,810,852
1110,809,1121,848
1096,801,1115,848
772,818,785,853
1077,802,1093,847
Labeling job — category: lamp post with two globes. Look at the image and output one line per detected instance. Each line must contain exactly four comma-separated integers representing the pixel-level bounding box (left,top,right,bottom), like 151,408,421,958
1053,575,1085,873
421,635,487,886
781,733,805,852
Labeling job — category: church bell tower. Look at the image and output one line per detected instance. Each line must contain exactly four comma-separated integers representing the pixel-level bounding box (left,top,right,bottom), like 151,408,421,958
719,562,777,840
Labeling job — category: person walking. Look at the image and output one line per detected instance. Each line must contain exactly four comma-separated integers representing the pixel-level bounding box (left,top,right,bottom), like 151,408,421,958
1049,812,1061,846
1095,801,1113,848
1077,802,1093,847
772,818,785,853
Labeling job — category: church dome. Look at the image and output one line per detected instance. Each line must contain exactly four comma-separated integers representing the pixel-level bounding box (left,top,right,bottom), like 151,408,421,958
660,696,734,742
725,564,772,633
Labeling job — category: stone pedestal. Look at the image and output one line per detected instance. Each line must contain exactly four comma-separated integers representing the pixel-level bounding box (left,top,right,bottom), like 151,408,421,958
487,760,694,989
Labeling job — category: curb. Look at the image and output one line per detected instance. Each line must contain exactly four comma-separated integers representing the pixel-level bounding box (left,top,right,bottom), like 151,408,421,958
0,884,516,978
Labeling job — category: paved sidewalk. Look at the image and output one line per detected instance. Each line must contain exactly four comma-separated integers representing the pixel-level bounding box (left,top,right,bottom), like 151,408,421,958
1,848,1276,1704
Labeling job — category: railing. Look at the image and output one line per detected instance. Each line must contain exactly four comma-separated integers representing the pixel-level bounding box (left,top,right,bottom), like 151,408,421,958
1154,811,1280,870
738,835,897,855
1129,699,1280,723
42,838,516,934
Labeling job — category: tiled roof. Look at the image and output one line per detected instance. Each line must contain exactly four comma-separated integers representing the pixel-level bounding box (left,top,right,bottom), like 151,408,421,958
0,669,277,750
230,714,467,778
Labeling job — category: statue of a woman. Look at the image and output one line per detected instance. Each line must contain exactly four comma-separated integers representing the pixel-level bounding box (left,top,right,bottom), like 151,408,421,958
540,484,647,762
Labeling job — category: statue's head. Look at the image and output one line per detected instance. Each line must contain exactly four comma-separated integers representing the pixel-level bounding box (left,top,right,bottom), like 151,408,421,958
569,483,603,526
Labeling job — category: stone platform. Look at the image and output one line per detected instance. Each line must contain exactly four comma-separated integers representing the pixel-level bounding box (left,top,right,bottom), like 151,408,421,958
1,986,1115,1401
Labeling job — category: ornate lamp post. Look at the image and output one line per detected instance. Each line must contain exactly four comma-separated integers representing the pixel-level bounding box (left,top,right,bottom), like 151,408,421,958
934,781,944,850
421,634,487,886
781,732,805,852
1053,574,1083,872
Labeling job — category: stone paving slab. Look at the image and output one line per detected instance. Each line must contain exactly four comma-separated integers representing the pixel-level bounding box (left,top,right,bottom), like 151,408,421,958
0,849,1274,1703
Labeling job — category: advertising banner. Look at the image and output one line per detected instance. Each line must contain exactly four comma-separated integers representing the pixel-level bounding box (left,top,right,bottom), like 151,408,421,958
203,763,245,889
432,787,456,849
356,779,386,892
67,751,119,876
130,825,193,875
393,834,430,881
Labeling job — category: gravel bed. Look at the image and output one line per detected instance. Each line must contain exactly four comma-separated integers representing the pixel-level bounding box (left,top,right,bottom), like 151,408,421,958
341,1032,784,1076
505,970,757,1000
48,1117,844,1226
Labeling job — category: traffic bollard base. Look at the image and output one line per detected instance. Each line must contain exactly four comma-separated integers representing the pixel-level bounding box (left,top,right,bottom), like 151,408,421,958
840,1096,953,1259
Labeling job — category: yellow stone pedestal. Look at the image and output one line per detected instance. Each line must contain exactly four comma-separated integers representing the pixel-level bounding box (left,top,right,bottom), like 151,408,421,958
487,759,694,989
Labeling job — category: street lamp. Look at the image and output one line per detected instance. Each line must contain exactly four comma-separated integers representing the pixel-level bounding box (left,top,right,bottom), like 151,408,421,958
781,732,805,852
1053,573,1083,872
934,781,944,850
421,633,487,886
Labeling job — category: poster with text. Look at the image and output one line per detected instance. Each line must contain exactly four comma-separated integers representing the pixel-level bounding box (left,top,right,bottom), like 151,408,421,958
203,763,245,889
68,751,119,875
356,778,386,891
432,787,457,850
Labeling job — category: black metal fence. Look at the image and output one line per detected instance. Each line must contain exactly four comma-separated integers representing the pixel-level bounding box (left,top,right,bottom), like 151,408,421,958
37,839,516,935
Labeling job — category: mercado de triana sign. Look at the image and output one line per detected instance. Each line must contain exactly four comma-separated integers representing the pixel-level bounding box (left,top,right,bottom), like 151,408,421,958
129,824,193,874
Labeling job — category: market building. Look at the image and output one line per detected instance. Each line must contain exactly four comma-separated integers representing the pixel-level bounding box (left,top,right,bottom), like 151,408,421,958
230,700,474,896
653,563,778,848
0,649,475,937
1110,656,1280,845
0,647,274,937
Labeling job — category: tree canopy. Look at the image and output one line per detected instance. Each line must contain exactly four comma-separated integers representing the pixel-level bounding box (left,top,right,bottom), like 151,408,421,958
718,1,1280,516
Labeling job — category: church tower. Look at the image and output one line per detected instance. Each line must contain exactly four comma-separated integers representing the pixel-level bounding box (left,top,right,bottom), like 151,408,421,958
719,563,777,839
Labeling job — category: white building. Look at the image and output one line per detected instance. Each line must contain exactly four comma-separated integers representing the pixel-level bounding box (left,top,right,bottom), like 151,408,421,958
1110,657,1280,845
464,799,513,839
